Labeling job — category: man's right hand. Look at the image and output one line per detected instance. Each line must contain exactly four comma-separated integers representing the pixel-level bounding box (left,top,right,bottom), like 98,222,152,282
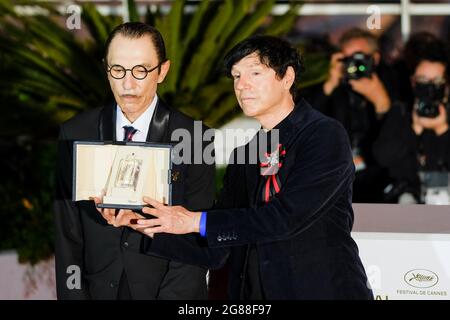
323,52,344,96
94,197,117,225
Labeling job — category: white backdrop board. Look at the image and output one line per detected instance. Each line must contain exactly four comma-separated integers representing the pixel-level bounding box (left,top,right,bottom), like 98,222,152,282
352,204,450,300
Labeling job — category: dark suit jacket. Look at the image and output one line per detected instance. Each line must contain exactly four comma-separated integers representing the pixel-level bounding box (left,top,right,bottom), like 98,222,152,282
157,99,373,300
54,99,215,299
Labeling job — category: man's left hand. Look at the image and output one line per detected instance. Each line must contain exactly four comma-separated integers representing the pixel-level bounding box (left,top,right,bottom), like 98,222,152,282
94,197,147,231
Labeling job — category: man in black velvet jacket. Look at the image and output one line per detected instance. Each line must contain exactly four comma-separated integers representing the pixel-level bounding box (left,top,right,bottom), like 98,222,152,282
104,35,373,300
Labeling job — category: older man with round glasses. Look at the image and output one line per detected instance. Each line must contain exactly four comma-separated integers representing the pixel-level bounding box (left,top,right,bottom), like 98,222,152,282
54,22,215,300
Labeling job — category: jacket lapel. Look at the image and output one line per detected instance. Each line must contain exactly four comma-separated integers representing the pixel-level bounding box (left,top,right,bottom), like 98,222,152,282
146,98,171,143
98,101,116,141
245,161,260,207
244,132,262,206
275,99,311,187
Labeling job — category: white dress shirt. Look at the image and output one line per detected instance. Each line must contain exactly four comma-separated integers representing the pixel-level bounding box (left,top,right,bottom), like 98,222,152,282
116,95,158,142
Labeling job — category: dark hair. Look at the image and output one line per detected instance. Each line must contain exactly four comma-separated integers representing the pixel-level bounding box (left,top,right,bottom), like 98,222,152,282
223,35,304,100
338,28,379,52
104,22,167,72
405,32,449,79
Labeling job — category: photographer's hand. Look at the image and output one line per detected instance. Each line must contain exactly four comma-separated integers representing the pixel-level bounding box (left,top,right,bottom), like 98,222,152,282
349,73,391,115
323,52,344,96
413,104,449,136
412,111,424,135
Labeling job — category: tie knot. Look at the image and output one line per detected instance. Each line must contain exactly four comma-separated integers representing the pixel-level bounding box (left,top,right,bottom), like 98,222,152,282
123,125,138,142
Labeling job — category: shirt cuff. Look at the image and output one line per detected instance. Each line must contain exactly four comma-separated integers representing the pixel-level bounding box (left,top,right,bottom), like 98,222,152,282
199,211,207,237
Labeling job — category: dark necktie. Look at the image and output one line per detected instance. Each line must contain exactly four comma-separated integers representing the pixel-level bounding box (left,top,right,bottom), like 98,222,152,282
123,125,138,142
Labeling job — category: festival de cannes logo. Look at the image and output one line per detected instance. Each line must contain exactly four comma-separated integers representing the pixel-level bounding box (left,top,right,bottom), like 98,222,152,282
404,269,439,288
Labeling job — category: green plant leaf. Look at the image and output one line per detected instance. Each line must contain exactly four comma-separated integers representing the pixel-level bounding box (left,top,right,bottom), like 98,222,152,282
127,0,140,22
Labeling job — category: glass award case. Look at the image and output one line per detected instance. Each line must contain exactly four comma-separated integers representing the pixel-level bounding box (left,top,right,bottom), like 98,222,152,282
73,141,172,209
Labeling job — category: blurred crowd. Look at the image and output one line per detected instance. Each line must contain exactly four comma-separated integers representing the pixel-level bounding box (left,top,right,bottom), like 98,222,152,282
303,29,450,204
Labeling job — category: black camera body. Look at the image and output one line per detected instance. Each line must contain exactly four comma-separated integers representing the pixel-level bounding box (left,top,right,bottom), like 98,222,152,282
341,52,375,81
414,82,446,118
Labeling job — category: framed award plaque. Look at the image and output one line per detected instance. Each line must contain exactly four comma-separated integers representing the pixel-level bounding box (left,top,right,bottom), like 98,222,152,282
72,141,172,209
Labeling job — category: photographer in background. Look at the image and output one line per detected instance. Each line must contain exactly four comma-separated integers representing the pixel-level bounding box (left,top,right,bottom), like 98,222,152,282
395,32,444,109
373,37,450,204
310,28,399,203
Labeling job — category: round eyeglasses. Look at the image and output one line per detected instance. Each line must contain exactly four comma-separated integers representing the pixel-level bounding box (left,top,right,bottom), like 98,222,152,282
106,63,161,80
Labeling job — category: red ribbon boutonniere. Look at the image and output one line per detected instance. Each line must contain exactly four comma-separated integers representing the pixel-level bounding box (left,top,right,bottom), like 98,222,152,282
260,144,286,202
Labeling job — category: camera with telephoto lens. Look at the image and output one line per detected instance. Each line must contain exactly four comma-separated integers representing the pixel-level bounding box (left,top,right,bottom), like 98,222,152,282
414,82,446,118
340,52,375,81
